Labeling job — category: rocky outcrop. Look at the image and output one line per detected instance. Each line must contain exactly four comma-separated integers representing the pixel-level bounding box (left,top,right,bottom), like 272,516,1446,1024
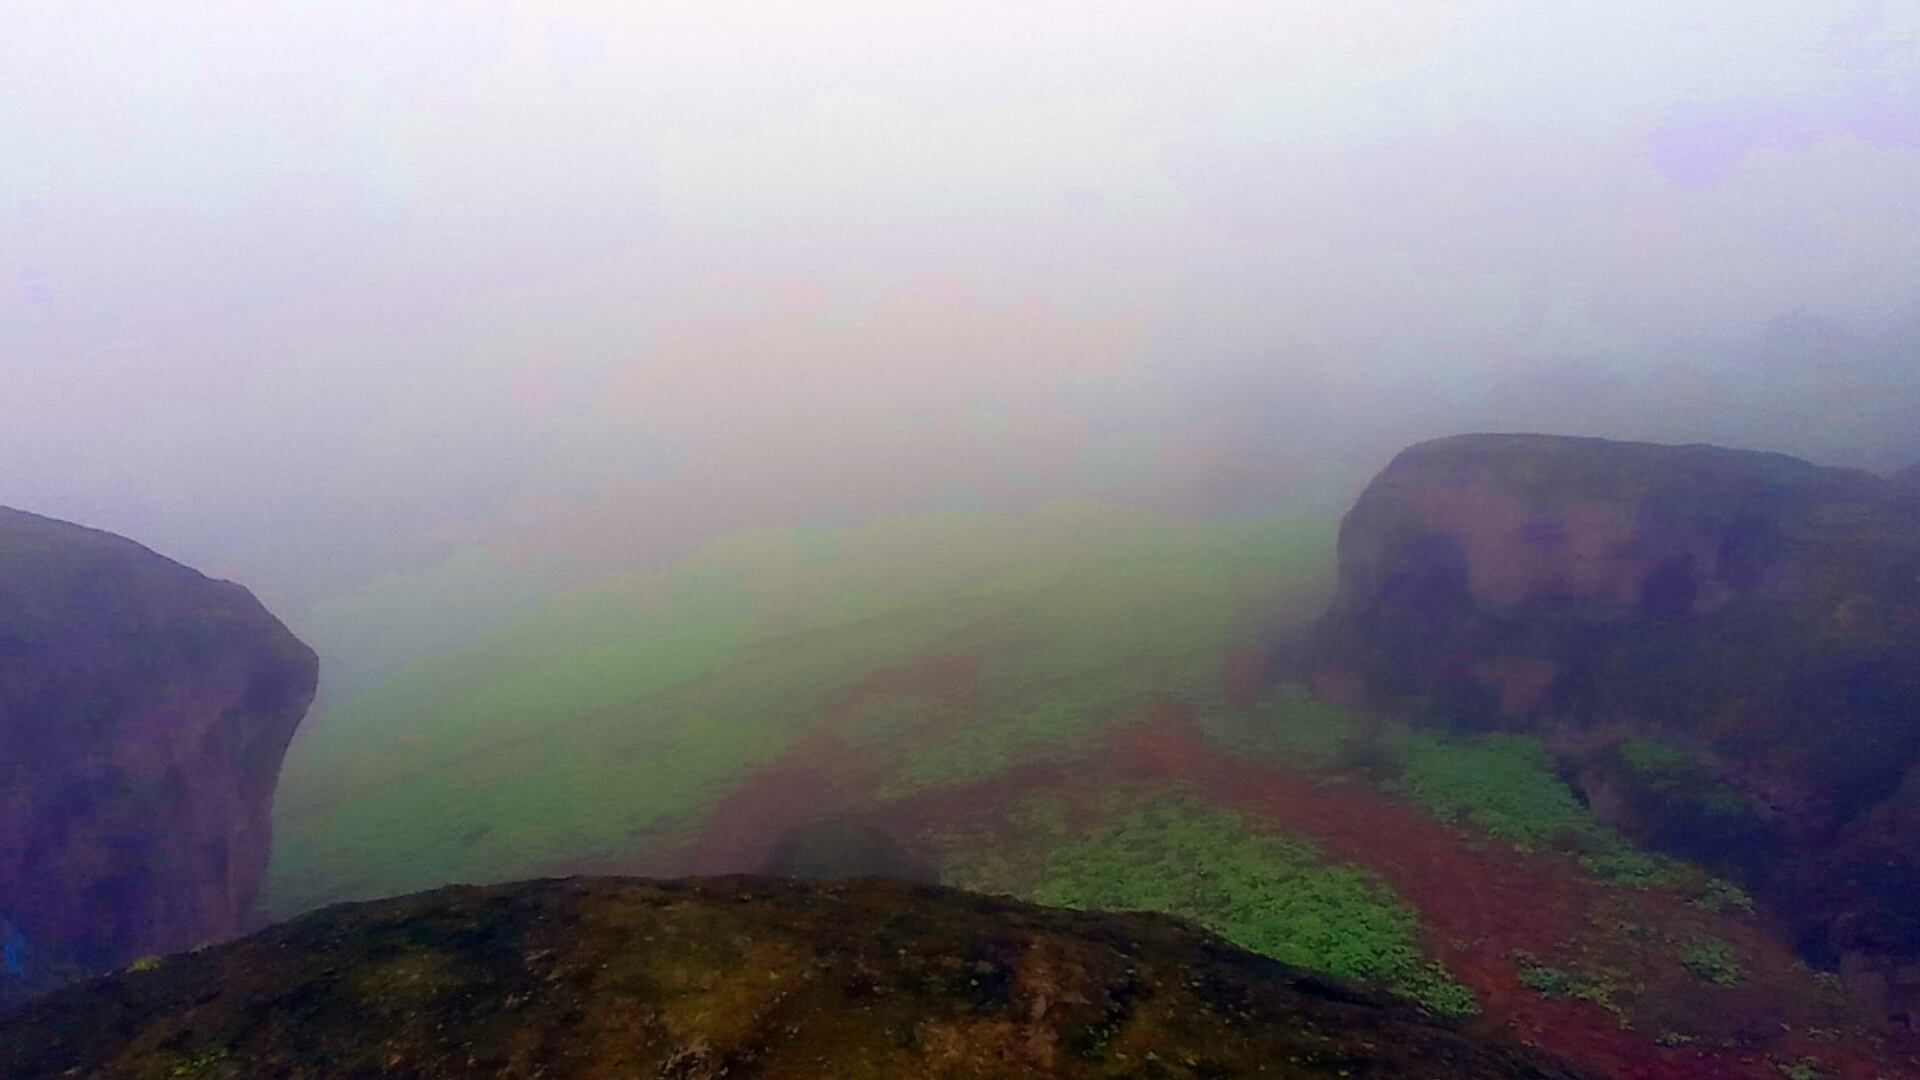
0,507,316,984
0,875,1592,1078
1310,435,1920,1020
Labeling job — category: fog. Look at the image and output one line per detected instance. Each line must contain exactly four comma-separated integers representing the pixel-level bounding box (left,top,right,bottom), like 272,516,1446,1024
5,1,1918,652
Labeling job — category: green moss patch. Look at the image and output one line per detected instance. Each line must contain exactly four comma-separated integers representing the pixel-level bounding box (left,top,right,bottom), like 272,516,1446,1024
1677,936,1743,986
947,797,1476,1017
1390,733,1589,847
1387,732,1695,889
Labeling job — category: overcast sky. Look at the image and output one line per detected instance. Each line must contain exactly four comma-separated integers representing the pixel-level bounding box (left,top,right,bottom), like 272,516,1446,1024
5,2,1918,617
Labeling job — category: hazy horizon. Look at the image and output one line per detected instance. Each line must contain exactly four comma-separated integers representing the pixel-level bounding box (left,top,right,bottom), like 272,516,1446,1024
6,2,1918,640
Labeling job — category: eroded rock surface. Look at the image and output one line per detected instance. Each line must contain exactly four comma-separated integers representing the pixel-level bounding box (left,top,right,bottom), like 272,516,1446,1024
0,875,1591,1078
1310,434,1920,1021
0,507,316,985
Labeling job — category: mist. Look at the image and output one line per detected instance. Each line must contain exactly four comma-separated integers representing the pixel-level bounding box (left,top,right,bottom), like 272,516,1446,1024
13,8,1920,1063
5,1,1919,660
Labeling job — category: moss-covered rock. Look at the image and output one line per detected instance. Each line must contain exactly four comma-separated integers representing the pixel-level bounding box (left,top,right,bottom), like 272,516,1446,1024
0,875,1592,1078
1309,434,1920,1020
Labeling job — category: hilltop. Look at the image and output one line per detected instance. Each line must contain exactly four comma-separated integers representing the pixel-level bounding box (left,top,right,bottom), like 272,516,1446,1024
0,875,1588,1079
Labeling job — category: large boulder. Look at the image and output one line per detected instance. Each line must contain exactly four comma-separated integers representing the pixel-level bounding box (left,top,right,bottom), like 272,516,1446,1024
1309,434,1920,1019
0,875,1591,1078
0,507,316,986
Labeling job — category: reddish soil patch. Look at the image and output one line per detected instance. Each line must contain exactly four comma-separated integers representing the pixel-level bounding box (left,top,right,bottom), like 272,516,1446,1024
643,650,1920,1080
677,731,849,875
1110,709,1918,1080
638,653,990,876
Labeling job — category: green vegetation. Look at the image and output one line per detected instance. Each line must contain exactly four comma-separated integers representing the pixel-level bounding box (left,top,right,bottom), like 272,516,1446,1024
1388,732,1691,888
1508,950,1631,1024
1197,685,1362,765
883,698,1091,794
1775,1057,1826,1080
1616,736,1758,820
985,799,1477,1016
268,501,1336,915
1513,955,1573,997
1678,936,1743,985
1577,844,1690,889
1192,689,1725,904
1655,1031,1696,1047
164,1048,231,1077
1692,877,1756,914
1617,736,1692,776
1390,733,1589,847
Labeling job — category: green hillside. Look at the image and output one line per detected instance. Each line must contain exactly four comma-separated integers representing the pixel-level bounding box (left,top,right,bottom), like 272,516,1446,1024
266,500,1336,915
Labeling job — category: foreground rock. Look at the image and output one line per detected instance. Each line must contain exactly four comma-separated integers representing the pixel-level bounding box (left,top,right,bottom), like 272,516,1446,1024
0,875,1588,1079
1310,434,1920,1023
0,507,317,993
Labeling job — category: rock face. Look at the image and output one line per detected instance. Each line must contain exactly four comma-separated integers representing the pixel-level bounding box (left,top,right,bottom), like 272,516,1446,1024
0,875,1591,1079
1310,434,1920,1021
0,507,316,981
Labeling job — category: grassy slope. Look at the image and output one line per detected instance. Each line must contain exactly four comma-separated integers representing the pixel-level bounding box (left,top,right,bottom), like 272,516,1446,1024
267,496,1795,1041
939,794,1480,1016
267,500,1334,915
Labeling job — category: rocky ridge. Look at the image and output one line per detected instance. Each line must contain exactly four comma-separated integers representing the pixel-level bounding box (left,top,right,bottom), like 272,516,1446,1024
0,874,1592,1079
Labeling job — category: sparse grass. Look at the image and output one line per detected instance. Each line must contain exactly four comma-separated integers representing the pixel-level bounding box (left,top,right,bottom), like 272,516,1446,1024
1198,685,1361,765
1692,877,1756,914
1616,736,1759,820
1512,953,1573,996
1775,1056,1826,1080
882,698,1094,794
1577,843,1690,890
1509,950,1633,1025
1678,936,1743,986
